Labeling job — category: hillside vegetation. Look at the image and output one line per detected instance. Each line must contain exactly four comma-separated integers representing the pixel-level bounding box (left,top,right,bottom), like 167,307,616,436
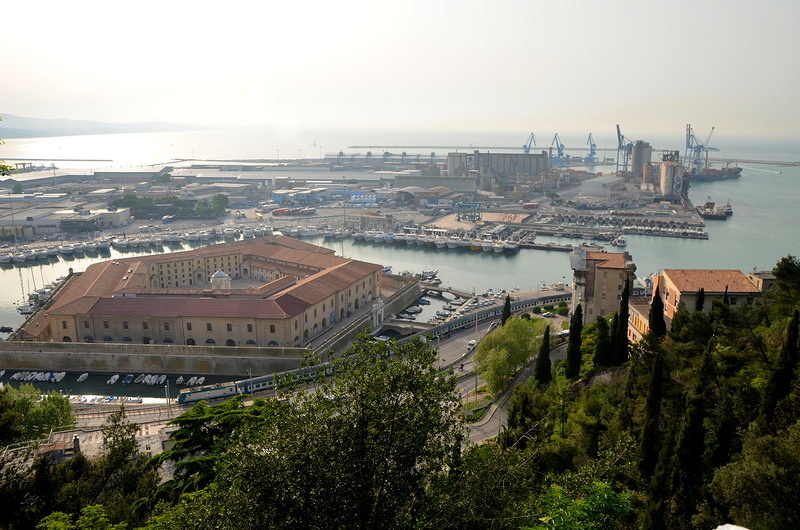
2,255,799,529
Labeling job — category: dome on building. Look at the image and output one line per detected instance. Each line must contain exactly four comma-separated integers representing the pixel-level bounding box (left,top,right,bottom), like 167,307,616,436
210,269,232,290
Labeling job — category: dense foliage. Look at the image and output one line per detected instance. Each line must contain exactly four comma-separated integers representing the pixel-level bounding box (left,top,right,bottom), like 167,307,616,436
109,192,229,220
2,256,800,528
0,383,74,445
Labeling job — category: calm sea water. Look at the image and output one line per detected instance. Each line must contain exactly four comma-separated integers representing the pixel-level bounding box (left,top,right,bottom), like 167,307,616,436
1,129,798,337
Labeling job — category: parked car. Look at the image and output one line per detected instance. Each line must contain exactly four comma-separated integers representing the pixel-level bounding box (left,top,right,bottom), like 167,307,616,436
467,339,477,351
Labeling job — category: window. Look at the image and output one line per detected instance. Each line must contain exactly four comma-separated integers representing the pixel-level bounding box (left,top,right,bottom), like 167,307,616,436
227,323,232,332
84,321,89,329
247,324,253,333
270,324,276,333
123,321,129,330
187,322,192,331
164,322,170,331
103,320,109,329
207,323,212,331
143,322,149,330
62,320,68,330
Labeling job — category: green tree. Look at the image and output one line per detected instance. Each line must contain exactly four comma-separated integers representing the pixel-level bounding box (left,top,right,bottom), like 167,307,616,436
761,309,799,425
593,316,612,367
37,505,127,530
501,295,512,326
610,279,630,366
695,287,706,312
649,290,667,339
534,326,552,385
670,349,713,527
476,346,517,395
475,317,545,395
210,193,229,215
4,383,74,441
0,385,24,444
639,352,664,481
711,421,800,529
147,335,463,529
565,304,583,379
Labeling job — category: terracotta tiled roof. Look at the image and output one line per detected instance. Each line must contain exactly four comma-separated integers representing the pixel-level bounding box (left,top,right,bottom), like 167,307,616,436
588,251,628,269
662,269,760,294
90,296,299,319
38,237,381,328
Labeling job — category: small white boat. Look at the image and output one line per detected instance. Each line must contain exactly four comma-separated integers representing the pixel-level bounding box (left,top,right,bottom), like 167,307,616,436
142,374,153,385
157,374,167,385
175,375,184,385
53,371,66,383
107,374,120,385
134,373,146,384
195,376,205,385
186,376,198,386
77,373,89,383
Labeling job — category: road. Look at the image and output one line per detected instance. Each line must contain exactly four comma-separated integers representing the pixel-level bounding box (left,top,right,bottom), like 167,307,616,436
70,313,568,451
433,313,568,444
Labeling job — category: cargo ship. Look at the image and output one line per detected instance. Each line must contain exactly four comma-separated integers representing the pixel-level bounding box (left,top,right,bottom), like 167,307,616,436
696,197,729,220
688,164,742,182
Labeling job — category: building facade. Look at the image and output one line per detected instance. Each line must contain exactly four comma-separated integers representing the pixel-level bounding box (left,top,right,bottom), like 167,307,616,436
627,268,763,342
570,248,637,323
23,236,384,348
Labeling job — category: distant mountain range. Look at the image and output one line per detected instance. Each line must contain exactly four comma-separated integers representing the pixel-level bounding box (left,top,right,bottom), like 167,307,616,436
0,113,204,139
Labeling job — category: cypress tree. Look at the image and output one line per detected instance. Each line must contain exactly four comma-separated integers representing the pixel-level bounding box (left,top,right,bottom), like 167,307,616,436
639,352,664,481
668,301,690,340
611,278,630,365
694,287,705,312
501,295,512,326
671,349,713,526
565,304,583,378
649,290,667,339
593,316,612,367
534,326,552,385
722,285,730,305
761,309,800,425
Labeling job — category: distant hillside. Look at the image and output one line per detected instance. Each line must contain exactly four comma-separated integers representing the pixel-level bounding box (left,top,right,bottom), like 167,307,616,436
0,113,204,139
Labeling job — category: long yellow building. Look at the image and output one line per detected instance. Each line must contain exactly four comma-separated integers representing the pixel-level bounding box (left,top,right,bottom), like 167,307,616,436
21,236,383,347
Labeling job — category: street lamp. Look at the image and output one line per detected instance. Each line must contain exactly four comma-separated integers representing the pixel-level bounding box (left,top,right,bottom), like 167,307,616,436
164,380,171,417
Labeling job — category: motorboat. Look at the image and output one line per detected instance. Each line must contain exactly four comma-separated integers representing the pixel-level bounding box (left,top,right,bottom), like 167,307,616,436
77,372,89,383
195,376,205,385
134,373,146,384
157,374,167,385
186,376,198,386
122,374,134,384
175,375,184,385
107,374,120,385
53,371,66,383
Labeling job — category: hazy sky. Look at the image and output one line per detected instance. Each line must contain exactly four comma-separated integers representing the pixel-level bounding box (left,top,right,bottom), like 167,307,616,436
3,0,799,142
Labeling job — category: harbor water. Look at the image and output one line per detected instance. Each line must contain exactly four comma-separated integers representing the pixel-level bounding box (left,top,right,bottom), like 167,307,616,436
0,130,798,396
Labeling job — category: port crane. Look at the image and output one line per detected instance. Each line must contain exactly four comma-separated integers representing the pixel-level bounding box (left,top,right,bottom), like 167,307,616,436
684,124,719,175
615,124,634,173
522,132,536,154
549,134,565,166
585,133,598,163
